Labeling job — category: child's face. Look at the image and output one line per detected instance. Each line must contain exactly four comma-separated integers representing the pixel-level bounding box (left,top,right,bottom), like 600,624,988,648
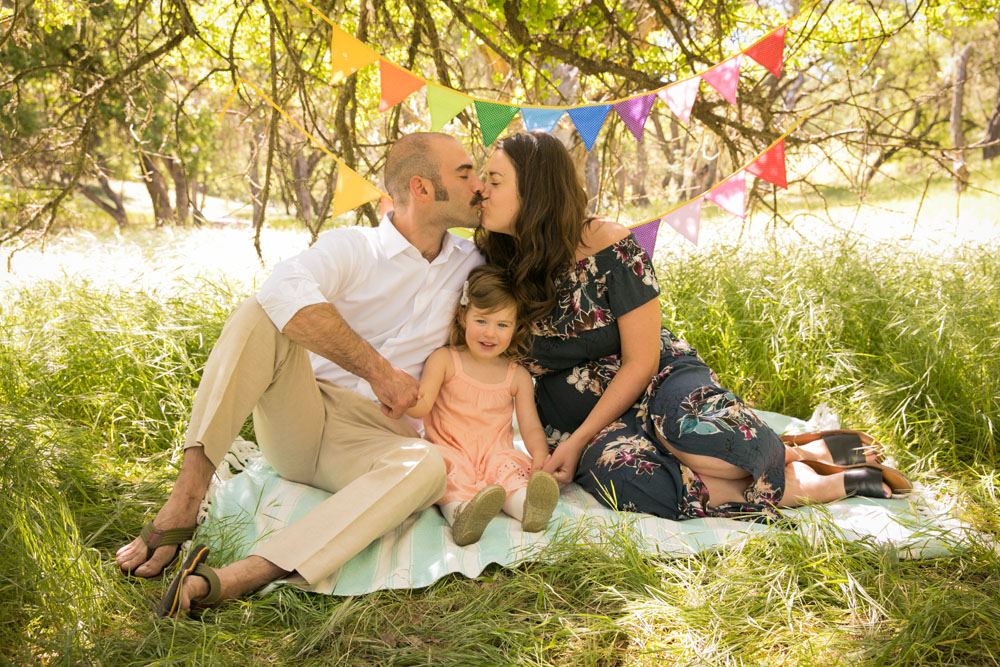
463,303,517,360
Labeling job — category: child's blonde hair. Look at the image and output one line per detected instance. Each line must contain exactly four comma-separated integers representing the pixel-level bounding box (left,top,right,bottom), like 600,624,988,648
449,265,529,357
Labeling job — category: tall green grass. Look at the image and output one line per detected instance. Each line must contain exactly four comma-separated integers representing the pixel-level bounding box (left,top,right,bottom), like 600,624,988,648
1,233,998,665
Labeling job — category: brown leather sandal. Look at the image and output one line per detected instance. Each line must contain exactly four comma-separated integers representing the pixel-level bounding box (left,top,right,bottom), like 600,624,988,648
799,459,913,497
155,544,221,618
782,430,885,466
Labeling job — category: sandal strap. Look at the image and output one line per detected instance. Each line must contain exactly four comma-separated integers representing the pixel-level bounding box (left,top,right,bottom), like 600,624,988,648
843,467,886,498
140,522,196,550
192,563,222,607
824,433,867,466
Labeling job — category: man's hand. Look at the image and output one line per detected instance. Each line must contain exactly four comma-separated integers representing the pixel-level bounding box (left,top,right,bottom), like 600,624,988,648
371,365,421,418
542,442,582,484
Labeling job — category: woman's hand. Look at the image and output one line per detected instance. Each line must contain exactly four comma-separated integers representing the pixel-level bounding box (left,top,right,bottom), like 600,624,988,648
543,440,584,484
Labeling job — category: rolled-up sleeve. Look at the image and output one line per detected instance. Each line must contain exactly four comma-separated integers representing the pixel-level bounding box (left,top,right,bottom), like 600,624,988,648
256,229,367,331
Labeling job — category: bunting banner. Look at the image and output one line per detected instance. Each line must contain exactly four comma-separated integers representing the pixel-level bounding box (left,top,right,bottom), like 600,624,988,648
521,107,565,133
475,101,520,145
746,139,788,189
567,104,612,151
614,94,657,142
329,23,379,84
662,199,703,246
427,83,471,131
704,171,747,218
632,217,662,257
379,59,426,112
329,160,384,219
744,26,787,78
701,55,742,106
657,77,700,124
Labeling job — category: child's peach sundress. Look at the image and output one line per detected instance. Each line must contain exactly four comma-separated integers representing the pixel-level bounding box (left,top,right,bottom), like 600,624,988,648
423,348,533,504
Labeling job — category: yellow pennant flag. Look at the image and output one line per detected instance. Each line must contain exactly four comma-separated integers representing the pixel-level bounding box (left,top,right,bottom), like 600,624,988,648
329,160,383,219
330,23,378,84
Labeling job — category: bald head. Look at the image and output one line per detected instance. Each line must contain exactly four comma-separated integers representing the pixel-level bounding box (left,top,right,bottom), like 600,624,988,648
384,132,456,206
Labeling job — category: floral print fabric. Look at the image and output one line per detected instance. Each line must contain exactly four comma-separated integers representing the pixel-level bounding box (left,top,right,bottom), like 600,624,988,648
525,235,785,521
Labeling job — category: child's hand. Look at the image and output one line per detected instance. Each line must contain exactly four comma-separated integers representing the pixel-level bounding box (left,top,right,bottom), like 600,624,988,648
530,454,549,474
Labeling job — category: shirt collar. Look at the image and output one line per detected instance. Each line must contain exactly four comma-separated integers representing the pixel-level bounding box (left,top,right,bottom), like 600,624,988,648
378,211,465,263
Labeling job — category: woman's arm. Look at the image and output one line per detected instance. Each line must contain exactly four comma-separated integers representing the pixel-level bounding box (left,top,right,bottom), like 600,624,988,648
543,299,661,483
405,347,452,419
511,366,550,472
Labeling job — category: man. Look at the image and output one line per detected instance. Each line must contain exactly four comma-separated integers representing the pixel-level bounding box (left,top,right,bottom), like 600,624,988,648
116,133,485,615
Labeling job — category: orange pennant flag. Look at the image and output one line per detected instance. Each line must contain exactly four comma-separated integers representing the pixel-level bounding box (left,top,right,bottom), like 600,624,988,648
329,161,383,219
379,59,426,112
329,23,379,84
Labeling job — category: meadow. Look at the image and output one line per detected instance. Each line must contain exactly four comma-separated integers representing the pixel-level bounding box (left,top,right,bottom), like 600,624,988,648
2,193,1000,664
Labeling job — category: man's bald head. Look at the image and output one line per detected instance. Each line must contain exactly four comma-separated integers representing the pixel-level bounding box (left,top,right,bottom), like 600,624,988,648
384,132,456,206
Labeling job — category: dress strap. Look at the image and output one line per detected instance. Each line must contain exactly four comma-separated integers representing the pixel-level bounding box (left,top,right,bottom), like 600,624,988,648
448,346,464,376
503,360,517,387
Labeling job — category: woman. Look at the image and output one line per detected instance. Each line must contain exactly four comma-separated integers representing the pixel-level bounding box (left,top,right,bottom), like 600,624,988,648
475,131,909,520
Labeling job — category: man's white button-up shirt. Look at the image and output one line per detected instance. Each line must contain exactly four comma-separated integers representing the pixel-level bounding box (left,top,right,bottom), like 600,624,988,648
256,213,484,402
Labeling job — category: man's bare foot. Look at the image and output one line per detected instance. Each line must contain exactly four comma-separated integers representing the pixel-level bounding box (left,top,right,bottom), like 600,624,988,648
177,556,289,614
117,448,216,577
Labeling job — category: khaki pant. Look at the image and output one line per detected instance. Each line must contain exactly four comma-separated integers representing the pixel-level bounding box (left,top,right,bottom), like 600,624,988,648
184,298,446,584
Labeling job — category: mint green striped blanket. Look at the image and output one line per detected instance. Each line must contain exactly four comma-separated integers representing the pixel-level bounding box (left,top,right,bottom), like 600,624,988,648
198,410,969,596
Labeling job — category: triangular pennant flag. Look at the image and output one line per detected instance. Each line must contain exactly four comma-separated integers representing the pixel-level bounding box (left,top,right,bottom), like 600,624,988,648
657,77,700,125
746,139,788,189
329,161,383,219
427,84,471,131
631,218,661,258
329,23,379,84
663,199,702,245
378,59,426,112
744,26,786,78
613,94,657,142
475,101,519,145
704,171,747,218
520,107,565,133
701,55,742,106
567,104,612,151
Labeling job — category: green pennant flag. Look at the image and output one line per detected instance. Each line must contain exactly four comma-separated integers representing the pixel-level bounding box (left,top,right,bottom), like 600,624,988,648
475,100,519,146
427,84,471,132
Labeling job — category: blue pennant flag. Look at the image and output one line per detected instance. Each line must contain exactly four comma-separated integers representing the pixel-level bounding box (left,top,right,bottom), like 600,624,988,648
520,107,565,133
567,104,612,151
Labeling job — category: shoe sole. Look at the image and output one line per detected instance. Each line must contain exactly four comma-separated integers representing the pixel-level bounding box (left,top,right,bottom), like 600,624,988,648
521,472,560,533
452,485,506,546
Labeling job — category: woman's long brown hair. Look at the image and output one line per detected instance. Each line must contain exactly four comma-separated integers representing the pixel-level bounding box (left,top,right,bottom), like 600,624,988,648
474,132,591,324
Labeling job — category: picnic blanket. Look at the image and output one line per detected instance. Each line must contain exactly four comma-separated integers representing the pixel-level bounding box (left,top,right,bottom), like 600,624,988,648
198,408,972,596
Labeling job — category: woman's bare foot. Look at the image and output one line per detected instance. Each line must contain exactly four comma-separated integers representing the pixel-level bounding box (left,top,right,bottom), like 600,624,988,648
784,438,881,466
779,460,890,507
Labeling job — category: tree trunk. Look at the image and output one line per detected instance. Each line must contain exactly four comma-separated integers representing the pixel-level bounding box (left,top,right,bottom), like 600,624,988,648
983,71,1000,160
164,156,191,225
950,44,972,193
76,175,129,228
138,152,174,225
632,137,650,207
248,130,264,225
289,151,316,225
585,150,600,214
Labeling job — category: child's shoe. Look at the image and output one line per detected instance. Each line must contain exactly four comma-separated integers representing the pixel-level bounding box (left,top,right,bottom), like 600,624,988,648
452,485,506,546
521,471,560,532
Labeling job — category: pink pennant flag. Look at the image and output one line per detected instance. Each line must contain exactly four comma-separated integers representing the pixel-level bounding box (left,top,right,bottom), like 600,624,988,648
663,199,703,246
744,26,786,78
701,55,742,106
704,171,747,218
613,94,656,142
746,139,788,189
657,77,700,124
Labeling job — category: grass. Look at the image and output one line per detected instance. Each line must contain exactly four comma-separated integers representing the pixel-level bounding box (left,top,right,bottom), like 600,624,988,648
2,226,1000,665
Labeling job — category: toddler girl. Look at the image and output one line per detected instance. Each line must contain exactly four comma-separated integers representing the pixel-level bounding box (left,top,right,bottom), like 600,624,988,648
407,264,559,546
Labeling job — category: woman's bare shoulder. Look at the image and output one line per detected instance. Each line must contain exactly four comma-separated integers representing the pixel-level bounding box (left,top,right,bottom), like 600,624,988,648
577,219,631,260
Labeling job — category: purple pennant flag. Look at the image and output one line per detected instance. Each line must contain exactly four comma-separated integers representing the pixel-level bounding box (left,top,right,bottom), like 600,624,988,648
631,218,661,258
613,94,657,142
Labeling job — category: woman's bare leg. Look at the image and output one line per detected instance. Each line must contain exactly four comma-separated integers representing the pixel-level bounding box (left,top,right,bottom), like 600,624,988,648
655,432,749,480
